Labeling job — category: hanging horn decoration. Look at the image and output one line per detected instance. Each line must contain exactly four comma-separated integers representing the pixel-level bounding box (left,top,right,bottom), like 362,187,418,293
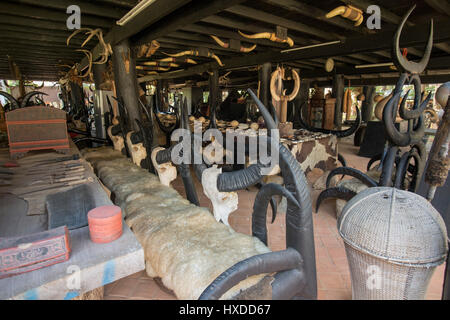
392,5,433,74
158,57,197,64
210,35,257,53
325,5,364,27
270,67,300,123
163,49,224,67
140,61,180,68
238,30,294,47
67,28,112,65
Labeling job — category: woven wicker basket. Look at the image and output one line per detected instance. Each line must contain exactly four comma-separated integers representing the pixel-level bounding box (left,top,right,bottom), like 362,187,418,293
338,187,448,300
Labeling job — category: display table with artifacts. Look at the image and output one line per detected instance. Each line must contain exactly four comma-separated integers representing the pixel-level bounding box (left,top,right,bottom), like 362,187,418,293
0,141,144,300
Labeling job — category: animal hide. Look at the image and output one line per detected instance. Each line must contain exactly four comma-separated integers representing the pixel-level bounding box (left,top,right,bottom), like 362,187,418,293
81,147,272,300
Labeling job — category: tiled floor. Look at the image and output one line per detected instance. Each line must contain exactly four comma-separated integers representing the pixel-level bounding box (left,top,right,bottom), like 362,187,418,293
104,137,446,300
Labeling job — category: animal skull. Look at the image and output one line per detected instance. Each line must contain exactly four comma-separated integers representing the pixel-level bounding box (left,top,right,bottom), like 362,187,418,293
202,165,238,225
151,147,177,186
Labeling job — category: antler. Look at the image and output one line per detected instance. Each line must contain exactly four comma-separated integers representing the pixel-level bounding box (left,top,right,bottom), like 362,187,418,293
67,28,112,65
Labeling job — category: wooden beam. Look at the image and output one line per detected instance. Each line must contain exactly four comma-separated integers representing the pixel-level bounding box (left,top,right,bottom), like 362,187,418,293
224,5,341,40
300,56,450,79
201,15,313,46
0,31,86,46
0,3,113,28
181,24,286,48
78,0,190,69
0,14,66,30
313,74,450,86
133,0,248,45
138,20,450,82
13,0,128,19
341,0,450,54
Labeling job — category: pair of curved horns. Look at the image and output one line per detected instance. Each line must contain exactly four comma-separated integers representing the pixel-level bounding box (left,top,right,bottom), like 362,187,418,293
238,30,294,47
270,67,300,102
210,35,257,53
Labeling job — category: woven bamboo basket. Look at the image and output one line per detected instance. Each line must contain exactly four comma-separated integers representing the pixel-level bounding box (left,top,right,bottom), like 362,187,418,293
338,187,448,300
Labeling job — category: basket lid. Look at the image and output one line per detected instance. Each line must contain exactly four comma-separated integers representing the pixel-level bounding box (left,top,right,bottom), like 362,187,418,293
338,187,448,266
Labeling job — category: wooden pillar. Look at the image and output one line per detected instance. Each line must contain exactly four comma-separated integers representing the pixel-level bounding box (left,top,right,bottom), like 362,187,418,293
112,38,142,132
209,69,219,128
361,86,376,122
92,63,106,89
294,79,310,128
259,62,272,110
332,74,345,129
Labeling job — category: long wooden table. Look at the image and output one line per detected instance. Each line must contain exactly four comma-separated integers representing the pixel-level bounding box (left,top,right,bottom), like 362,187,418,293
0,141,144,300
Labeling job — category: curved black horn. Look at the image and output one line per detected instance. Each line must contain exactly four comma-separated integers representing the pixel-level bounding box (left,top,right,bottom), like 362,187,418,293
379,146,399,187
382,90,418,146
247,88,277,130
367,153,382,171
20,91,48,108
316,186,357,212
326,167,378,189
337,153,347,167
199,248,303,300
394,151,410,189
393,5,433,74
0,91,20,111
216,164,263,192
252,183,300,245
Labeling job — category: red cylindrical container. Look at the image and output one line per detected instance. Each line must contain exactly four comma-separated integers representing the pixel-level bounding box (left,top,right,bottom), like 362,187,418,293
87,205,123,243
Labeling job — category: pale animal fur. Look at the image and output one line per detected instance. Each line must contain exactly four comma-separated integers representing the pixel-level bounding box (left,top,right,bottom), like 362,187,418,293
81,148,271,300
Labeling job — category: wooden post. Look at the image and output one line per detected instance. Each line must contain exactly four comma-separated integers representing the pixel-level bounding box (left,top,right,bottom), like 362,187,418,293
92,63,106,90
259,62,271,110
294,79,310,128
112,38,142,132
209,69,219,128
332,74,344,130
361,86,375,122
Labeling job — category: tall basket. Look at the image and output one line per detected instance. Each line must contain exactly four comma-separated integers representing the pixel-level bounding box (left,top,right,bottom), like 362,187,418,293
338,187,448,299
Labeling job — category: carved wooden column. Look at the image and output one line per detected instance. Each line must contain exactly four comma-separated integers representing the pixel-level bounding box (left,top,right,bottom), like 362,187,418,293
332,74,345,130
112,38,142,132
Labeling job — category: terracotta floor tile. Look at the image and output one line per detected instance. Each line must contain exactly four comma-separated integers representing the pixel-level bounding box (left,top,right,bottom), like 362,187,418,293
130,279,160,299
318,272,347,290
324,289,352,300
106,277,139,298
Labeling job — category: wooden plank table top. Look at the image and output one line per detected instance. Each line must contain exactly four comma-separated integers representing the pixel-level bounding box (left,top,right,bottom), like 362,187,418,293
0,141,145,300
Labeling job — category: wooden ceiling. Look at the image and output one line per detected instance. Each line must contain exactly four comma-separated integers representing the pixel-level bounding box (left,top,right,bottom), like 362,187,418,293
0,0,449,85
